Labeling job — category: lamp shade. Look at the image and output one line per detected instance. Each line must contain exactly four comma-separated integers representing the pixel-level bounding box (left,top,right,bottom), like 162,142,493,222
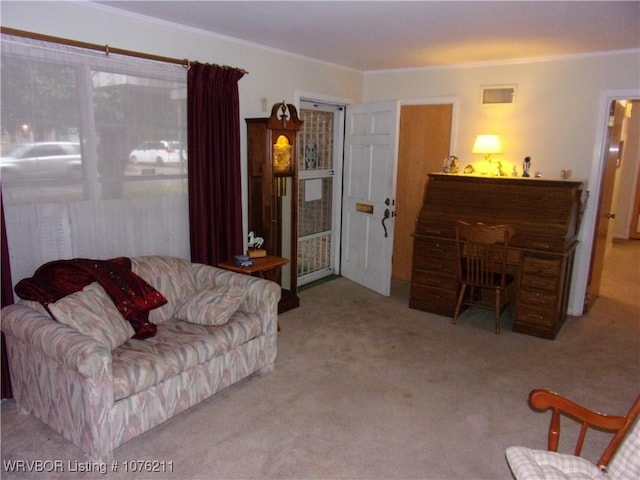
472,134,502,154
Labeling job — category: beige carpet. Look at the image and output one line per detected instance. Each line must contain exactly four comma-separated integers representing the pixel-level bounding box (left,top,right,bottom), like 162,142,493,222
1,240,639,480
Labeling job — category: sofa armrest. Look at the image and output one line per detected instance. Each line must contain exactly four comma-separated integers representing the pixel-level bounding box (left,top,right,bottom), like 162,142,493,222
194,264,281,309
193,264,281,332
1,304,111,378
2,303,115,460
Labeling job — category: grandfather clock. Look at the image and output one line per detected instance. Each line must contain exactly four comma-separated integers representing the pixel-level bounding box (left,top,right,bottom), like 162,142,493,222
246,102,302,313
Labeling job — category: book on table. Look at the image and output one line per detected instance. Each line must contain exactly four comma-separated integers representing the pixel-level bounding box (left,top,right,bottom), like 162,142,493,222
233,255,254,267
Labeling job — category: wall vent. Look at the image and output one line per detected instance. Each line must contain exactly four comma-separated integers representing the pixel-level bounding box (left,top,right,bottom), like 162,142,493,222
481,85,516,105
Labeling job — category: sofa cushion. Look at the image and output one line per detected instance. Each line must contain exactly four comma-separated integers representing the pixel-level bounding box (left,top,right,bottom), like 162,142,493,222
131,256,198,324
111,312,262,400
47,282,135,350
176,285,247,326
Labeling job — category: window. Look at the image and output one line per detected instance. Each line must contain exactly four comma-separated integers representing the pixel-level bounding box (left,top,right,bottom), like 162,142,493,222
1,34,189,286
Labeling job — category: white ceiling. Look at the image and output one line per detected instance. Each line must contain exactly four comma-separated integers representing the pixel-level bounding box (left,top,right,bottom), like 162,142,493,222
95,1,640,71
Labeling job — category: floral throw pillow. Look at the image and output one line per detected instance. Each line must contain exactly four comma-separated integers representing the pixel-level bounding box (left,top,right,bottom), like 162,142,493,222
176,285,247,326
48,282,135,349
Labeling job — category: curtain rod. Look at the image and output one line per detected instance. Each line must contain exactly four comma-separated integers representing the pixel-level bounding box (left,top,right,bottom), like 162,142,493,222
0,26,248,75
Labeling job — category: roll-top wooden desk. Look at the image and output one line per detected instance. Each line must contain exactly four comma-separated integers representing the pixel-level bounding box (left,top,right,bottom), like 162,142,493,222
409,173,584,339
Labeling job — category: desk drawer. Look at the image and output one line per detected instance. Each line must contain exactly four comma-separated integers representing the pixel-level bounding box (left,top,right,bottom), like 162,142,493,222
522,256,562,276
411,254,457,274
516,304,555,328
519,288,558,309
520,274,560,292
411,270,457,289
410,283,458,304
512,236,566,252
413,238,456,260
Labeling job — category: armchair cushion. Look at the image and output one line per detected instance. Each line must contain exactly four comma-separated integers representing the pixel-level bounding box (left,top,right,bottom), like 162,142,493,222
607,419,640,480
506,447,607,480
176,285,247,326
48,282,135,350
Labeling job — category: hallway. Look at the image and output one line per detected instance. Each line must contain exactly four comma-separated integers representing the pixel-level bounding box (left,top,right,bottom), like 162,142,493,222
598,239,640,310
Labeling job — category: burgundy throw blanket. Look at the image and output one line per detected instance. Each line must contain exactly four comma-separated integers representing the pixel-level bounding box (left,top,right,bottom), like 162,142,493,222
14,257,167,339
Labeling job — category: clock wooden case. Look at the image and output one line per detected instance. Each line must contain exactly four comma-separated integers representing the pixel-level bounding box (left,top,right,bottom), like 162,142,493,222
246,102,302,313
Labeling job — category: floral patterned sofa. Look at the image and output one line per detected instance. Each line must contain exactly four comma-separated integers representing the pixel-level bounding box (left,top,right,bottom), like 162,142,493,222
1,255,280,460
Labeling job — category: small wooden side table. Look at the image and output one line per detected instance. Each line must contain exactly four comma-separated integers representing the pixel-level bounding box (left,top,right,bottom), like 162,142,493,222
217,255,288,283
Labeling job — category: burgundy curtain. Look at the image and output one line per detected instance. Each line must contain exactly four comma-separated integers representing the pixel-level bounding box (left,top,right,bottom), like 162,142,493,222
187,63,246,266
1,184,14,398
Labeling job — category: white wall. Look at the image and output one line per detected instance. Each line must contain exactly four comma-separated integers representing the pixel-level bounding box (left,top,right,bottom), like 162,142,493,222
364,54,640,180
363,53,640,315
1,0,363,240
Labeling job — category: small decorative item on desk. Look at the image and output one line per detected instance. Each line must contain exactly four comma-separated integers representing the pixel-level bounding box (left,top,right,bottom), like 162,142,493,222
233,255,254,267
443,155,459,173
522,156,531,177
248,231,264,249
247,231,266,258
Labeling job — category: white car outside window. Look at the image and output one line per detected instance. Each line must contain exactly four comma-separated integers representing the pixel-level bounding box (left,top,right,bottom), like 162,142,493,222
0,142,82,180
129,140,186,165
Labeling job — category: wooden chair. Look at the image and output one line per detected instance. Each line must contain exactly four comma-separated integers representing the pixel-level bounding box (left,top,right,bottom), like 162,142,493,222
452,221,516,333
506,389,640,479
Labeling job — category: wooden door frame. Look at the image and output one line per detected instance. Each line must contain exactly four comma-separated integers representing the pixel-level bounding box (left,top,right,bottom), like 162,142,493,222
570,89,640,315
625,100,640,240
630,165,640,239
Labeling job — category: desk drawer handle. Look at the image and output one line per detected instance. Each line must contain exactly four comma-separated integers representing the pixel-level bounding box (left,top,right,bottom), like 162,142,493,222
530,261,558,269
529,294,547,305
531,242,551,250
423,228,443,235
525,313,545,321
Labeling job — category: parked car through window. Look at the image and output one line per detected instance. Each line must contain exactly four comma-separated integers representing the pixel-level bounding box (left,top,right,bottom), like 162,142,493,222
128,140,186,165
0,142,82,180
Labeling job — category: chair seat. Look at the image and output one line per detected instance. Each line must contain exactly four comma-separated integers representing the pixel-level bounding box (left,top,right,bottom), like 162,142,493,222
452,221,516,333
506,447,607,480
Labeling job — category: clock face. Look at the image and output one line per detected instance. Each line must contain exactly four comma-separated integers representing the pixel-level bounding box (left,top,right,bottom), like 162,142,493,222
273,134,292,174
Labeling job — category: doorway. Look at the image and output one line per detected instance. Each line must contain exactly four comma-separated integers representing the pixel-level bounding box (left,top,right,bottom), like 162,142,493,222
297,99,455,292
297,100,344,287
586,98,640,310
393,103,453,281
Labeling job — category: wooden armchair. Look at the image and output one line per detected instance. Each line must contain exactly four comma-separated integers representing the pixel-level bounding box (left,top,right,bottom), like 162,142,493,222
506,389,640,479
452,221,516,333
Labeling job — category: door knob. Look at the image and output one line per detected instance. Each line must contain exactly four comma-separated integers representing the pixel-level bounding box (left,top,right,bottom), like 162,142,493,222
382,208,390,237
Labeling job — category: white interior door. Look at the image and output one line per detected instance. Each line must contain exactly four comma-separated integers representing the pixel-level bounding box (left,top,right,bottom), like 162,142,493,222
340,100,400,296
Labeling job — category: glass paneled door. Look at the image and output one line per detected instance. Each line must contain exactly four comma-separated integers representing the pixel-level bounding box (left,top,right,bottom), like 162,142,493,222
297,101,344,286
